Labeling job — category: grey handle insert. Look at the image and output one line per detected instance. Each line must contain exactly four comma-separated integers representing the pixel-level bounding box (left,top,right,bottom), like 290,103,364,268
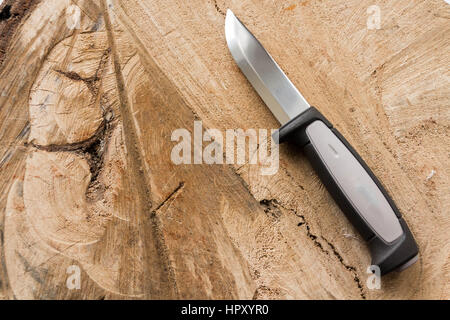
305,120,403,244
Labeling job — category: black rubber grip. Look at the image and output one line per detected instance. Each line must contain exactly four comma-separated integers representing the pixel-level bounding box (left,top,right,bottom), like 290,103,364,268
276,107,419,275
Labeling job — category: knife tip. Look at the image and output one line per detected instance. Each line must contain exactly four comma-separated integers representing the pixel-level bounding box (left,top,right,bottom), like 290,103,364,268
225,9,238,28
225,9,236,43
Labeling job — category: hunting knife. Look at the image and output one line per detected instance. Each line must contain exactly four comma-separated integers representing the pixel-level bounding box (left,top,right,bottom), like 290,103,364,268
225,9,418,275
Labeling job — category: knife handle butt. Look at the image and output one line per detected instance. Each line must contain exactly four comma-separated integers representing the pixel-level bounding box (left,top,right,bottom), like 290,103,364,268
276,108,419,276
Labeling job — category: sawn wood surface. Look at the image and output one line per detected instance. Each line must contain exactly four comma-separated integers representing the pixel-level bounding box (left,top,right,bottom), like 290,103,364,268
0,0,448,299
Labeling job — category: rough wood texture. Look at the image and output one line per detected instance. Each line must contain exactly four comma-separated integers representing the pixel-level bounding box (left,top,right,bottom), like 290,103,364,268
0,0,448,299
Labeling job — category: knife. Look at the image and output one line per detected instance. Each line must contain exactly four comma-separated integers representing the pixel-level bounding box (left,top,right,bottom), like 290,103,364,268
225,9,418,276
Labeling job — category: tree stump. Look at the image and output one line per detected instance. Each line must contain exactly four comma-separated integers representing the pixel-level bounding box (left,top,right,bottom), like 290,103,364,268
0,0,448,299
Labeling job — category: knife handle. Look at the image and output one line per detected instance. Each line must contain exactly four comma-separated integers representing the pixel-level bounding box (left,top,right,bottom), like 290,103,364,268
276,107,418,275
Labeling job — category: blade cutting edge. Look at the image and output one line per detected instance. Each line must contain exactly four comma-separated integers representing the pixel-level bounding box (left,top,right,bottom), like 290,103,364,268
225,9,310,125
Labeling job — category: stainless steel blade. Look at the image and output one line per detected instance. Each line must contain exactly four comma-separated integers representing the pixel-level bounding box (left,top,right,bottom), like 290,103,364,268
225,9,310,125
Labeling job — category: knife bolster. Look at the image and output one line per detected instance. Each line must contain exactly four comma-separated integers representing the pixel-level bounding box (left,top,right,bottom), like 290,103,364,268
275,107,332,146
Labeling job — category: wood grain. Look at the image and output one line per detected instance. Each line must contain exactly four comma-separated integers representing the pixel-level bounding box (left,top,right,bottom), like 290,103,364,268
0,0,448,299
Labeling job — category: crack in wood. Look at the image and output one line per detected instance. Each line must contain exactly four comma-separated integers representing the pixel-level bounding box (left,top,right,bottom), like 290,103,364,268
0,5,12,21
29,120,107,153
260,198,327,252
259,198,366,299
29,116,115,201
152,182,185,214
211,0,225,16
27,45,114,200
321,236,366,299
54,69,98,94
54,47,110,96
